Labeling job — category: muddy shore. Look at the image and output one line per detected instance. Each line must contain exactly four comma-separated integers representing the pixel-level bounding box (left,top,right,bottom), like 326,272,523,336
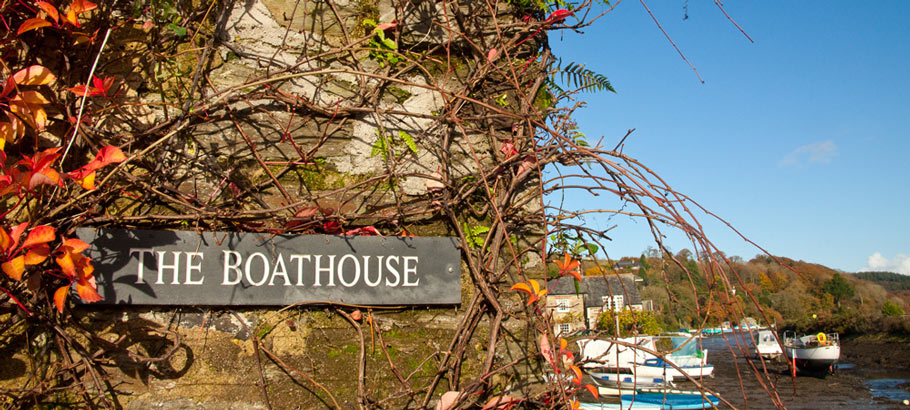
683,336,910,409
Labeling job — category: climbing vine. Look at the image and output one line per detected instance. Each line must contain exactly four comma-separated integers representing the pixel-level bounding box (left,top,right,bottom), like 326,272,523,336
0,0,781,408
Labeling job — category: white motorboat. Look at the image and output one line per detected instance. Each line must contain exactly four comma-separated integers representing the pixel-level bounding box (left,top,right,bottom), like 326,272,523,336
782,331,840,372
588,372,673,396
754,329,783,360
581,335,713,381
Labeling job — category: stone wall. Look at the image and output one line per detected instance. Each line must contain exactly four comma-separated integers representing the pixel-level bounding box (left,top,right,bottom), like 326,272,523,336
1,0,550,408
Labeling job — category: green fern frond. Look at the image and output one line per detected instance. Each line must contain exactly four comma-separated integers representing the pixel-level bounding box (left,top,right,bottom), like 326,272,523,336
551,58,615,94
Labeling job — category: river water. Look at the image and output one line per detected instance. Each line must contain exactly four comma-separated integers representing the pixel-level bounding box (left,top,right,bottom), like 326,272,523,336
675,335,910,409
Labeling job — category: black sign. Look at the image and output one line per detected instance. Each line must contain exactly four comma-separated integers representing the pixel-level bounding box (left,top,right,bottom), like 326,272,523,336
76,228,462,306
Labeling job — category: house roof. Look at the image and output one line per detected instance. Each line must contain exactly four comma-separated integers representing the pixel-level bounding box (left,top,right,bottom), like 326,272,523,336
547,275,642,308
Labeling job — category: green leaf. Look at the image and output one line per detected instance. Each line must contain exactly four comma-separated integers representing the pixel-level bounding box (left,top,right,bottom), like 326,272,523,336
399,131,417,154
584,243,599,255
168,23,187,37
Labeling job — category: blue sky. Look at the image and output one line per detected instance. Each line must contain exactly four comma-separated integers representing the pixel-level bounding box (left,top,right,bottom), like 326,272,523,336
549,1,910,274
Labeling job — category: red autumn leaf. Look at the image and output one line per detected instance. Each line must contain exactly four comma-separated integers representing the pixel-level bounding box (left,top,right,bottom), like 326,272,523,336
21,225,55,249
6,223,29,255
28,168,64,189
487,48,498,62
54,285,70,313
68,76,115,98
19,147,62,175
516,155,537,177
375,21,398,31
547,9,573,23
539,334,556,367
322,221,341,234
435,391,459,410
481,395,520,410
345,226,381,236
17,18,53,35
36,1,60,24
95,145,126,165
500,140,518,158
0,79,15,99
68,145,125,182
2,255,25,280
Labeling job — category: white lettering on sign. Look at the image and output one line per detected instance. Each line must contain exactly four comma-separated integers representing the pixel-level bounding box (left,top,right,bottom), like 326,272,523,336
129,248,423,289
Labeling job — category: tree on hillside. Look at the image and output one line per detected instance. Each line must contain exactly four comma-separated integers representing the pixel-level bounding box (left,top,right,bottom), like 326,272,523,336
822,273,855,307
882,300,905,317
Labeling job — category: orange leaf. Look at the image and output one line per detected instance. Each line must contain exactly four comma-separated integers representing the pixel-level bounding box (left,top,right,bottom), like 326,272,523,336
61,238,90,253
36,1,60,23
67,84,92,97
54,285,69,313
95,146,126,167
8,223,28,253
569,365,582,385
17,90,50,105
28,168,63,189
0,227,10,253
75,170,96,190
509,282,538,304
70,0,98,14
30,105,48,130
2,255,25,280
22,225,55,248
17,18,52,35
555,254,581,280
584,384,599,399
56,252,76,278
75,276,102,303
567,270,582,281
0,122,11,149
64,7,79,27
24,244,50,265
570,399,580,410
12,65,56,85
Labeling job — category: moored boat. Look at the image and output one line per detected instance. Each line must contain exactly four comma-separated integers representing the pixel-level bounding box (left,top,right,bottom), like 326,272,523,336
782,330,840,373
754,329,783,360
579,392,720,410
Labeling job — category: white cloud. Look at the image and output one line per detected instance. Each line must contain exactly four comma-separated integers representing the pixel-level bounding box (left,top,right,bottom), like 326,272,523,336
779,140,838,167
860,252,910,275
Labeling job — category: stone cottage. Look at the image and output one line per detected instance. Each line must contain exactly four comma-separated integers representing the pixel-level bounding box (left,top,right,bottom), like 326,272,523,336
546,275,643,335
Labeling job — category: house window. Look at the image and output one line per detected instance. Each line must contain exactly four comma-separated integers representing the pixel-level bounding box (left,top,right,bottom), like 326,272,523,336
559,323,571,335
601,295,625,311
556,300,569,313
